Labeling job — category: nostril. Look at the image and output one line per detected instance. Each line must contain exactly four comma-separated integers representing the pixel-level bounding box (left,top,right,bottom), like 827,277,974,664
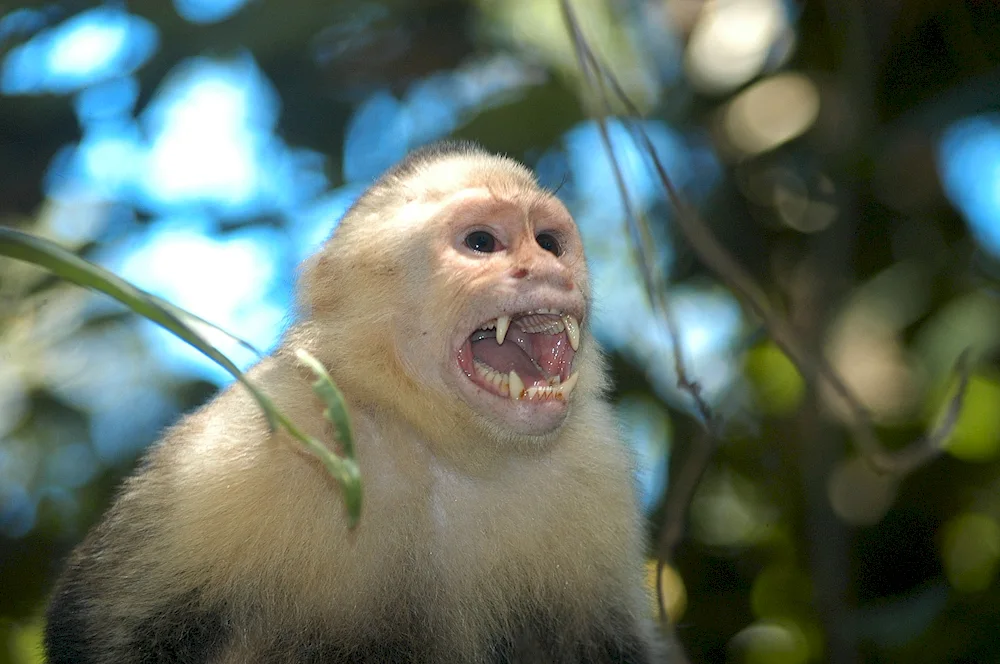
511,267,529,279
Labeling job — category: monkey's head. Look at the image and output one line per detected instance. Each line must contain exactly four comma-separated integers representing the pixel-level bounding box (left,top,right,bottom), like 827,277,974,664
302,142,602,457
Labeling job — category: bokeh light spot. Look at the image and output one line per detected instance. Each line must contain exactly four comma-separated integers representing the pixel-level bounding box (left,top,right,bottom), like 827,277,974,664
731,619,811,664
74,76,140,124
141,56,279,212
942,512,1000,593
0,483,37,538
104,218,289,381
938,115,1000,259
745,342,804,415
721,72,819,157
691,467,777,547
685,0,788,93
646,560,687,623
942,375,1000,462
173,0,251,24
343,90,411,183
827,456,897,526
1,7,158,95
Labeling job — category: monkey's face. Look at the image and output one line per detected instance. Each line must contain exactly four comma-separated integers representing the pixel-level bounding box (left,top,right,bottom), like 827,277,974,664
409,184,590,437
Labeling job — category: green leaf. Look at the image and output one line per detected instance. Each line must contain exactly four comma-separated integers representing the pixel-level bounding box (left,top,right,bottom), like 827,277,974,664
294,349,362,526
294,349,355,459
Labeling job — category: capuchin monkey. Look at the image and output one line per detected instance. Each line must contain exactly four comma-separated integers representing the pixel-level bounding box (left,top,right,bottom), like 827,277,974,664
44,141,665,663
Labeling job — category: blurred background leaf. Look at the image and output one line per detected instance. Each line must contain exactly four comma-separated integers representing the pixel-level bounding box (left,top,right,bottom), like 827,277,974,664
1,0,999,662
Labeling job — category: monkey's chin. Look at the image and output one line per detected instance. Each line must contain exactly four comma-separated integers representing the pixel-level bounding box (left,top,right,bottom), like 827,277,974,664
455,379,572,437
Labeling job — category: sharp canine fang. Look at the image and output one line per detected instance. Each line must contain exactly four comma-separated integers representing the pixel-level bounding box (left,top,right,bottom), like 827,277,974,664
496,315,510,345
564,314,580,351
558,371,579,398
508,370,524,400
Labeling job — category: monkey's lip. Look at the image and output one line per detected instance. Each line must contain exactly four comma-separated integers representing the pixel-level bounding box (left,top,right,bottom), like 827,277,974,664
455,310,579,402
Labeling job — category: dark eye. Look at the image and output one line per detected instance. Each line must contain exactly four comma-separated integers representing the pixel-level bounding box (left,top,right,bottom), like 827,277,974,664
464,231,499,253
536,233,562,256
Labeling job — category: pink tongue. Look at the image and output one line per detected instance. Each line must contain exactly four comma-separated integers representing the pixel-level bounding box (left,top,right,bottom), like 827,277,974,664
471,339,544,381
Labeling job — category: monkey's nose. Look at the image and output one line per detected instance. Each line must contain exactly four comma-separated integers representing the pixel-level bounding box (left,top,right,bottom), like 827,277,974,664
509,261,574,291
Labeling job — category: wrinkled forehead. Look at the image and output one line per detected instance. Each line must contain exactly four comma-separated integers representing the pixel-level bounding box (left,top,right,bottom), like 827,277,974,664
393,155,571,224
404,155,537,200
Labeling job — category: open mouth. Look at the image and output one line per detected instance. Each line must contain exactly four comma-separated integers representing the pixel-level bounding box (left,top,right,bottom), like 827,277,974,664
457,309,580,402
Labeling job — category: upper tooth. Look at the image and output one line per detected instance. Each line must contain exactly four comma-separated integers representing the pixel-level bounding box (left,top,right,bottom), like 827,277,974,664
563,314,580,351
496,315,511,345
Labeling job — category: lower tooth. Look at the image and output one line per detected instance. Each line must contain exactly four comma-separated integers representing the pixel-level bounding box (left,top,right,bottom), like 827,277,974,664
508,370,525,400
556,371,579,399
475,361,509,392
523,373,580,401
525,386,552,400
485,368,576,401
